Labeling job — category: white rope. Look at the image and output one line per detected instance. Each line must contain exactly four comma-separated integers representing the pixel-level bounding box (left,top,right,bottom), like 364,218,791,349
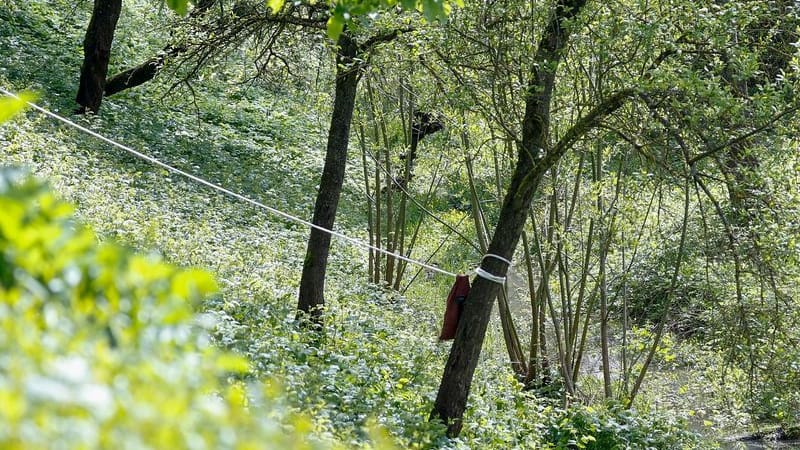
475,267,505,284
482,253,512,266
474,253,511,284
0,88,458,278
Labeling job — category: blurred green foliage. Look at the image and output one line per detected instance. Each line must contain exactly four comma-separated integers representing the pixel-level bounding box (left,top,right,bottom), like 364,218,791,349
0,92,34,123
0,167,354,449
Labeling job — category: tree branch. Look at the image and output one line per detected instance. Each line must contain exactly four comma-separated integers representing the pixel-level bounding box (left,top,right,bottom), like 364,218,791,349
358,27,414,52
551,89,636,157
687,104,800,165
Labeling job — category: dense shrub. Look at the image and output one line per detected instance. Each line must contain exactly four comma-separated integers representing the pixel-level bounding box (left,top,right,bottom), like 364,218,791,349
543,404,706,449
611,253,717,338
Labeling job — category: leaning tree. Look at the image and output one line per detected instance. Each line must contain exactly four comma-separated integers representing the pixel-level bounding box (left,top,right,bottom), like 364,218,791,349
429,0,800,436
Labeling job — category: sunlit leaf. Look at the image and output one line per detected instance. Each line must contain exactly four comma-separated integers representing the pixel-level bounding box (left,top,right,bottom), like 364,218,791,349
216,354,250,373
267,0,285,13
165,0,189,16
327,14,345,41
0,92,35,123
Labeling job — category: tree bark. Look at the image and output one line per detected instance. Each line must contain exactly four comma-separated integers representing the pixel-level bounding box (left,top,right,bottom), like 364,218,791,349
595,145,612,399
75,0,122,114
431,0,588,436
296,33,360,323
466,154,528,378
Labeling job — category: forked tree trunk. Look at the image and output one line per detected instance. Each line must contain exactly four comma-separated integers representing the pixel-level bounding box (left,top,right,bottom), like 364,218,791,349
297,33,360,323
431,0,588,436
75,0,122,113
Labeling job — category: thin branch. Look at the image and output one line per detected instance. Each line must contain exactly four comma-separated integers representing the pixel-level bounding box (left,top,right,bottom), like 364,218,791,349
687,104,800,165
359,27,414,52
551,89,635,157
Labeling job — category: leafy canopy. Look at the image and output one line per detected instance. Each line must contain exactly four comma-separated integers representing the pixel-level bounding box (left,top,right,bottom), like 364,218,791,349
166,0,456,40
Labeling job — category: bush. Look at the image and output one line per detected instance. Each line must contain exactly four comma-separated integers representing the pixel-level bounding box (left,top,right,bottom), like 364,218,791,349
0,167,354,449
543,403,708,449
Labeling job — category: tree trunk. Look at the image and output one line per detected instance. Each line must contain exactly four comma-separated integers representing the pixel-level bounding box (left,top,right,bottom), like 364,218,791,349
365,78,383,284
431,0,587,437
593,144,612,399
358,124,375,281
521,231,541,383
296,33,360,323
75,0,122,114
466,154,527,378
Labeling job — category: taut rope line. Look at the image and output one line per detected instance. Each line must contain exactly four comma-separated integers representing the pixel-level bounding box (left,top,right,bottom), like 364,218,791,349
0,88,457,278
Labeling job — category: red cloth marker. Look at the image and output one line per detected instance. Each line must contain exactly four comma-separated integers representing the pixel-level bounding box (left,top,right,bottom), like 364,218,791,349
439,274,471,340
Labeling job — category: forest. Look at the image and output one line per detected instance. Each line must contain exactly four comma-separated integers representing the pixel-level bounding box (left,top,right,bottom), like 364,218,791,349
1,0,799,448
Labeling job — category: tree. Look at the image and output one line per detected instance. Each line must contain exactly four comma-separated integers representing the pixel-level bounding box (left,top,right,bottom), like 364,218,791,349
294,22,451,322
297,31,363,321
650,0,800,420
109,0,450,324
423,0,800,433
431,0,616,435
75,0,122,113
74,0,206,112
297,28,430,322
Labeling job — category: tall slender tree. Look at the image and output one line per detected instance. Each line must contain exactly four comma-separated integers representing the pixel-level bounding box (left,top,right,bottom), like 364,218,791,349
297,32,362,321
430,0,633,435
297,29,412,323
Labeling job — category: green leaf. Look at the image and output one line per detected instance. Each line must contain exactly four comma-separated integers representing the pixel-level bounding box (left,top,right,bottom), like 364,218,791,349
327,14,345,41
267,0,285,13
216,354,250,373
0,92,35,123
165,0,189,16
